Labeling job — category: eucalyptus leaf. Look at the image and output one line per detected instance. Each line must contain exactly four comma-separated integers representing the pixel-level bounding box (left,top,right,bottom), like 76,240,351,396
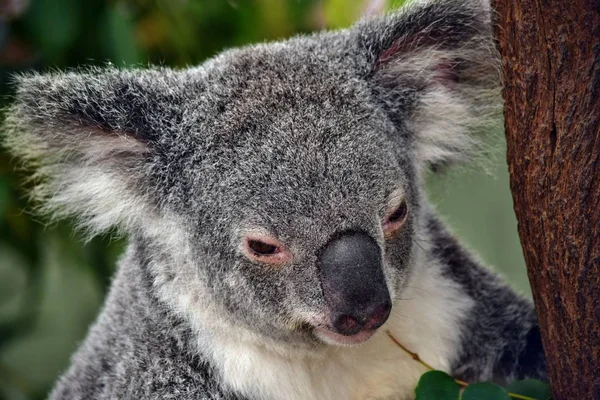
506,379,553,400
415,370,461,400
462,383,511,400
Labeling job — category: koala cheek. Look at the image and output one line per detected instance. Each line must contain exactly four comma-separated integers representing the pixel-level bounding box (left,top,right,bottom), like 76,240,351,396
284,265,324,312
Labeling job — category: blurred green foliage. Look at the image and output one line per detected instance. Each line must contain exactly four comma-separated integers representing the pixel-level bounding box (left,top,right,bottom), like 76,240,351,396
0,1,530,399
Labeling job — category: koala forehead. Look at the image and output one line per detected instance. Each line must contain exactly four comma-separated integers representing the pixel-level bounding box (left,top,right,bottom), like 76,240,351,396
156,35,413,223
5,0,498,241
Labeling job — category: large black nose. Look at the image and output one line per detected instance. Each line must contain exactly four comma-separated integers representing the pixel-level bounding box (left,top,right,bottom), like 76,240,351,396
318,231,392,336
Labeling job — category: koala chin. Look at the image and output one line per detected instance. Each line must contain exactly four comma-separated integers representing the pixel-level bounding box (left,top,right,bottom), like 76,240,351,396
3,0,547,399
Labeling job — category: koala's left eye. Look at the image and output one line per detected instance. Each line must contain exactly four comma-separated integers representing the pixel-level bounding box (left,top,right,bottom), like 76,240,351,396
242,234,293,266
388,200,408,223
383,198,409,238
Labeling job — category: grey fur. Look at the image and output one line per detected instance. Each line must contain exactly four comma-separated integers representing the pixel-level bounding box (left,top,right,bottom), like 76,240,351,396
2,0,545,399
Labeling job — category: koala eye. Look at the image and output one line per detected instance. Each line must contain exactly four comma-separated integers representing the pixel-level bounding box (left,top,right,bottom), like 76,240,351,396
383,199,408,238
388,200,408,223
247,240,279,256
242,234,293,266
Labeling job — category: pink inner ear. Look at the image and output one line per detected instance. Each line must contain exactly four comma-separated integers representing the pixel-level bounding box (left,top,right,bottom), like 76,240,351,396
376,40,405,67
431,58,460,86
375,30,440,68
374,31,459,87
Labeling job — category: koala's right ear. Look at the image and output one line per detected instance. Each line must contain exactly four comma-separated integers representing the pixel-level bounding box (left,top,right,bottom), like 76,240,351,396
2,67,192,235
355,0,501,169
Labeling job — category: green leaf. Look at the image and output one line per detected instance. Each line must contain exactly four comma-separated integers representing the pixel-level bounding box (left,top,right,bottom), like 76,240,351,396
506,379,552,400
462,383,511,400
415,371,461,400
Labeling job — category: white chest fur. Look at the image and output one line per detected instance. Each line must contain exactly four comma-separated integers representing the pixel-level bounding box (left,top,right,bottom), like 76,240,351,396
206,264,473,400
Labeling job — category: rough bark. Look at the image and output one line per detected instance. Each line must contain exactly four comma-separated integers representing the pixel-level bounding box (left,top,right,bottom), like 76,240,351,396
493,1,600,399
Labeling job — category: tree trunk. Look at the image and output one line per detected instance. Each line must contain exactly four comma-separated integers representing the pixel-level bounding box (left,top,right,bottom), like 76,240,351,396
493,1,600,399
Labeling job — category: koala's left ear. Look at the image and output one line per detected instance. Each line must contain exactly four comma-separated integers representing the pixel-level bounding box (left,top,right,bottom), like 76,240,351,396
355,0,500,168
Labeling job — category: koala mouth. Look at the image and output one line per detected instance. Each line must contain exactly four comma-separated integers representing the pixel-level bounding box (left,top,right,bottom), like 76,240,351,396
312,325,378,346
305,303,390,346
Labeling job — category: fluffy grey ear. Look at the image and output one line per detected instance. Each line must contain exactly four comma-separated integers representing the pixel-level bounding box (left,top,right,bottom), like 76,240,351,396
2,67,188,235
356,0,501,168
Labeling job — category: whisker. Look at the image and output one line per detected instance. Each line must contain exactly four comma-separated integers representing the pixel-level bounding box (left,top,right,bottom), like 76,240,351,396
390,309,411,321
412,238,427,252
403,285,431,296
414,235,436,245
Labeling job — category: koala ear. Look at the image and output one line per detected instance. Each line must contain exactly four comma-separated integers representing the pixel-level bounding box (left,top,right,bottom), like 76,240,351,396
356,0,501,168
2,67,187,235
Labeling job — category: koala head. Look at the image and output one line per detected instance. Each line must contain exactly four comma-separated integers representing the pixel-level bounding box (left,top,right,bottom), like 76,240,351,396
3,0,499,350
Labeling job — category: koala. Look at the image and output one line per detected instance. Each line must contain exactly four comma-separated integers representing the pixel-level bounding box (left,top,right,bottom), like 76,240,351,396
2,0,546,399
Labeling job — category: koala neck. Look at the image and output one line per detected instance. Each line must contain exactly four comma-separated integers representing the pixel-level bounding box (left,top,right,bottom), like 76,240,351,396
106,242,201,356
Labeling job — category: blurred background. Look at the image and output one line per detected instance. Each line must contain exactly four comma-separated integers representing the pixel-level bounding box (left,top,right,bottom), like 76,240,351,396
0,0,530,399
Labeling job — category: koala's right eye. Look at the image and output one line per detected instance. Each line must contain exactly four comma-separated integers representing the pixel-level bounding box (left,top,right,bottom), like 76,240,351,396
242,234,293,266
248,240,278,255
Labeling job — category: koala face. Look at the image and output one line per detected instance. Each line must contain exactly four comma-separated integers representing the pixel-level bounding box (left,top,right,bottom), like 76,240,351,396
3,1,498,349
138,40,424,347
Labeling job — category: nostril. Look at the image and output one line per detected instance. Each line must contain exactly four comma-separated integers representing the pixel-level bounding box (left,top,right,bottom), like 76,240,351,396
365,302,392,330
332,314,362,336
